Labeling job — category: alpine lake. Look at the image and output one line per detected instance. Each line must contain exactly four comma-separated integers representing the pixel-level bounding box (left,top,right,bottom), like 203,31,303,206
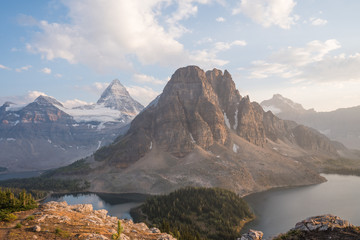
41,174,360,239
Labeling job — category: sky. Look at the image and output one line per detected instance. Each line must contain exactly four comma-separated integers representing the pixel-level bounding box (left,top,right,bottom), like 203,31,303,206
1,0,360,111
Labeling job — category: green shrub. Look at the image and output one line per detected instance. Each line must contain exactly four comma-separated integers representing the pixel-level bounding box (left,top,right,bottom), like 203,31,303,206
15,223,22,228
55,227,70,238
112,220,124,240
2,213,18,222
26,215,35,221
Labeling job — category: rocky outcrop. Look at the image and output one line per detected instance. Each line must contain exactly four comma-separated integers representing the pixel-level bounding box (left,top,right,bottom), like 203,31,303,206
3,201,175,240
273,214,360,240
240,229,263,240
293,214,353,232
261,94,360,150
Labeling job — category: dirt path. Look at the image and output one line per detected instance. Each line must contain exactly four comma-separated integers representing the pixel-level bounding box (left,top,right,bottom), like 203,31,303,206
0,209,37,239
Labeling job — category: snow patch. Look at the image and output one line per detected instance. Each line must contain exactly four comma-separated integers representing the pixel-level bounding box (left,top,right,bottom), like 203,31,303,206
6,104,26,112
72,124,79,127
224,112,230,129
233,108,238,130
58,104,126,123
233,144,239,153
97,122,105,130
262,105,282,114
189,133,196,144
7,138,16,141
149,141,153,150
97,141,102,150
13,120,19,126
47,139,52,144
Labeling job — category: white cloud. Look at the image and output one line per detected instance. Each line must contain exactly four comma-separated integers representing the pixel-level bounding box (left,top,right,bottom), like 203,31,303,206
55,73,63,78
249,61,300,79
133,74,166,85
93,82,109,92
63,99,90,108
27,91,48,100
270,39,341,67
26,0,230,72
15,65,32,72
0,64,11,70
126,86,160,106
216,17,225,22
310,17,327,26
301,53,360,82
41,67,52,74
247,39,360,83
233,0,297,29
191,40,247,68
214,40,247,51
0,91,48,106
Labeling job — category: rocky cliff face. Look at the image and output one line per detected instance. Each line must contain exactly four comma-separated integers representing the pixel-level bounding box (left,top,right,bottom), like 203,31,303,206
84,66,346,195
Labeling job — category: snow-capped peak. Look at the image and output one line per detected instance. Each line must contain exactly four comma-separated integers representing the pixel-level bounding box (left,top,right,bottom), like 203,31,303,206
96,79,144,113
97,79,129,104
34,95,64,107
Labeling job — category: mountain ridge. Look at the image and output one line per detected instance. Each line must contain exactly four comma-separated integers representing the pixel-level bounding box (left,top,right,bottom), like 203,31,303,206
61,66,350,195
0,80,143,172
261,94,360,150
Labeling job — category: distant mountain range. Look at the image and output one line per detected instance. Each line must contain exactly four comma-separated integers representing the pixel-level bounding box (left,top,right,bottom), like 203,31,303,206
261,94,360,150
53,66,354,195
0,79,143,172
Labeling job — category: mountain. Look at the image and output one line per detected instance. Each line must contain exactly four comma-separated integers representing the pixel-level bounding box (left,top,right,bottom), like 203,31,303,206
97,79,143,113
0,80,143,172
261,94,360,150
57,66,349,195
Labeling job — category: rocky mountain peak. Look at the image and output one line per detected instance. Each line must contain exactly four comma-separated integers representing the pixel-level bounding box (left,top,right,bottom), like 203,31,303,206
34,95,63,107
96,79,144,114
98,79,129,102
261,94,307,114
90,66,345,194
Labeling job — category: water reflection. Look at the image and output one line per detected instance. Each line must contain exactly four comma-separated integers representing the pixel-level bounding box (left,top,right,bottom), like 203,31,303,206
45,192,148,220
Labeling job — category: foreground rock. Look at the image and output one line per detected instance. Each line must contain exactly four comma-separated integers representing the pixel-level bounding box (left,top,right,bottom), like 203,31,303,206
240,229,263,240
2,201,175,240
274,214,360,240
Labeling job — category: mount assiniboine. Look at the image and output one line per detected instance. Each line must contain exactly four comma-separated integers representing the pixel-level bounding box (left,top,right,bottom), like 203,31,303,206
54,66,352,195
0,79,143,172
